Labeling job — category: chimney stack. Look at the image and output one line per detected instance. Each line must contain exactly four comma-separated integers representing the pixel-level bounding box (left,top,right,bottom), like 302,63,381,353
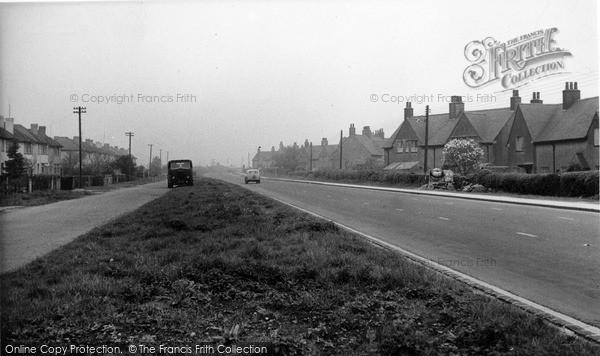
530,92,543,104
510,90,521,110
449,95,464,119
30,123,39,135
362,126,372,137
562,82,580,110
349,123,356,136
279,141,284,150
304,139,309,148
5,117,14,134
39,126,47,136
404,102,414,119
321,137,328,146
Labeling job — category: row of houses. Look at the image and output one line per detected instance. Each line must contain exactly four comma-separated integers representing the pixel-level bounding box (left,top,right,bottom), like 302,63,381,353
254,82,599,174
0,116,133,177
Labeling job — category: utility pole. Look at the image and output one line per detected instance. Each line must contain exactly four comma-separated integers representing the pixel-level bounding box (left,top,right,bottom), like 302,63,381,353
424,105,430,175
125,132,134,178
148,144,153,177
257,146,261,169
73,106,86,188
159,149,162,177
309,142,313,172
339,130,343,169
166,151,169,163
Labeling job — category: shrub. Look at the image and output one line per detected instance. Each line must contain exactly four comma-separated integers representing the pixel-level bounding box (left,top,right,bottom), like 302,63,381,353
560,171,599,197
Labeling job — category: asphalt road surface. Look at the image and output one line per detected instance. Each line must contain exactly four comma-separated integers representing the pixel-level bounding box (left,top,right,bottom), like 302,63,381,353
0,181,169,274
210,172,600,327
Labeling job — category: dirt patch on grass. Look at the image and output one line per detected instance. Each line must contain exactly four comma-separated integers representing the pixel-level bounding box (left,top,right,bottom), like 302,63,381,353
1,178,598,355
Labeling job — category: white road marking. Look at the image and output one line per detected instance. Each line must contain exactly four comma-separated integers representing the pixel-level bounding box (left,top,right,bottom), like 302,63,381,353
364,202,370,205
557,216,574,220
327,195,332,198
516,232,538,238
438,217,450,221
445,202,454,205
396,208,404,211
490,208,503,211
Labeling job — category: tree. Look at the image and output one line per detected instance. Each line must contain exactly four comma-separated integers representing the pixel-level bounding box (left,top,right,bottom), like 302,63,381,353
111,155,136,176
274,145,304,173
149,156,161,176
442,138,484,175
3,141,27,192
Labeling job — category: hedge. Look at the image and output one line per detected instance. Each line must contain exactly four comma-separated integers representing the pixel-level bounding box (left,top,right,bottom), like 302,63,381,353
472,169,598,197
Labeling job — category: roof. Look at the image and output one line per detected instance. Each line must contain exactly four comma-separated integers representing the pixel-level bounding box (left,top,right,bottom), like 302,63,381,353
384,161,420,170
387,107,515,147
350,134,386,156
516,103,563,141
34,131,62,148
13,124,42,144
53,136,80,151
534,97,599,142
0,127,13,140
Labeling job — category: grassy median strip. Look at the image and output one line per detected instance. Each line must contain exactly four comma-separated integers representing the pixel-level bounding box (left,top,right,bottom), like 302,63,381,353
1,177,598,355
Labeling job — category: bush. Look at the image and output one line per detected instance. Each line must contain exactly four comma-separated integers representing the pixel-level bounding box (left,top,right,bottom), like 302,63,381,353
560,171,599,197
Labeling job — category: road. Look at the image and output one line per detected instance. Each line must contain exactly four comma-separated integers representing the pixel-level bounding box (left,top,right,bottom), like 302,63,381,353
210,172,600,327
0,181,169,274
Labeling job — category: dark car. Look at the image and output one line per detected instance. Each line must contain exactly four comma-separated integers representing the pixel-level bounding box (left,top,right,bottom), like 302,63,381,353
168,160,194,188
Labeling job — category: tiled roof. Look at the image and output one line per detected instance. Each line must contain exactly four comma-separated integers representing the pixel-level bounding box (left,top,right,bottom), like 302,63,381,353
350,134,385,156
517,103,562,141
53,136,80,151
534,97,599,142
13,125,42,144
0,127,13,140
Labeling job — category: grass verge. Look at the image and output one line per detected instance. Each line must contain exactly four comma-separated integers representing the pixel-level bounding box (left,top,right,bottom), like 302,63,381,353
0,189,96,208
1,177,598,355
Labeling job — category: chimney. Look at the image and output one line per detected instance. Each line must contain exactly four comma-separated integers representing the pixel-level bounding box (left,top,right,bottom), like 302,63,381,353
562,82,580,110
5,117,14,134
404,102,414,119
279,141,284,150
30,123,39,135
449,95,464,119
374,128,385,139
39,126,46,136
321,137,328,146
293,142,298,149
86,139,93,144
530,92,543,104
349,123,356,136
510,90,521,110
362,126,372,137
304,139,309,148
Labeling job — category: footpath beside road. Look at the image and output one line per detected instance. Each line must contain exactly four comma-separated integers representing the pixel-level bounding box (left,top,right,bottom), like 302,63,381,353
0,181,169,274
264,177,600,213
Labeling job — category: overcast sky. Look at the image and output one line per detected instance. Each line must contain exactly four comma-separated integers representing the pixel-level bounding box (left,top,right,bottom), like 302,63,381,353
1,0,598,167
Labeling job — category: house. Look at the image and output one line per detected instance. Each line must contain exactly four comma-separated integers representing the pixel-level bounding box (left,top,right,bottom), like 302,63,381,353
252,146,277,169
30,124,62,175
0,118,15,174
506,82,599,173
383,93,518,172
303,137,339,171
330,124,386,169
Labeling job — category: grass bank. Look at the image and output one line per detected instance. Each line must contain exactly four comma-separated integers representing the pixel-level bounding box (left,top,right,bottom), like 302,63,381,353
1,178,597,355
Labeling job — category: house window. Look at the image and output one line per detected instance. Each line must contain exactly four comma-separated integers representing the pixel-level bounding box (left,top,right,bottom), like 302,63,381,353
54,164,61,175
594,128,599,147
39,145,48,155
516,136,524,152
396,140,404,153
410,140,418,153
25,143,33,154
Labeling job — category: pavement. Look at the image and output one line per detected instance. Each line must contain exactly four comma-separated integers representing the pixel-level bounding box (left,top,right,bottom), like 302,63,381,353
263,176,600,213
0,181,169,274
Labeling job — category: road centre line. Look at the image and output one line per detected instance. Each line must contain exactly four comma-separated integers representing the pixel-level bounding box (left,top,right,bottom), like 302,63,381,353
266,196,600,343
438,217,451,221
557,216,574,220
490,208,503,211
396,208,404,211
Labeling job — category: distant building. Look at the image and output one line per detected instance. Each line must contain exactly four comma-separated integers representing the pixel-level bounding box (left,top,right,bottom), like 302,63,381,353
330,124,386,169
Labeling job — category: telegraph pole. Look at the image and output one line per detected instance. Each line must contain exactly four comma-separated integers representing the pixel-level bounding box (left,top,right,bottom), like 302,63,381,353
339,130,343,169
125,132,134,178
424,105,430,175
148,144,153,177
159,149,163,177
309,142,313,172
73,106,86,188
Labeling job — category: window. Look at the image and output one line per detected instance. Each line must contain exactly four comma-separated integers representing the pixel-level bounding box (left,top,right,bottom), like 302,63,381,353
396,140,404,153
515,136,524,152
25,143,33,154
411,140,418,153
39,145,48,155
594,127,599,147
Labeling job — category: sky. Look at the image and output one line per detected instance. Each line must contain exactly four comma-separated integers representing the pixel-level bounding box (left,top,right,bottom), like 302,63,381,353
0,0,598,167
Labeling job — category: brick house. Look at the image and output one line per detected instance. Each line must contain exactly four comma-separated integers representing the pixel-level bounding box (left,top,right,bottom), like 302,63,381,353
303,137,339,171
330,124,386,169
383,92,541,172
505,82,599,173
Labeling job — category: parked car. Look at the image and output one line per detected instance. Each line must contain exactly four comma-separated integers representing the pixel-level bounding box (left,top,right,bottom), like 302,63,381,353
245,169,261,184
168,160,194,188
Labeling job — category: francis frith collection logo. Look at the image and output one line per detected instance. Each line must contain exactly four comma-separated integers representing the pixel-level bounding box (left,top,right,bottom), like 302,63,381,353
463,28,571,89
